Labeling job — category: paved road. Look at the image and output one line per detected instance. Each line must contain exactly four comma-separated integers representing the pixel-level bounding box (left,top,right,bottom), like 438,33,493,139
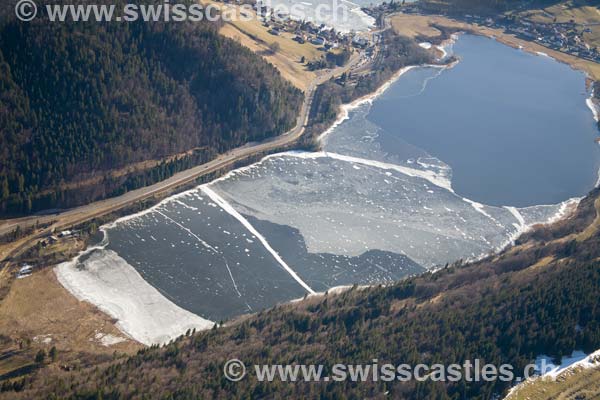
0,54,363,254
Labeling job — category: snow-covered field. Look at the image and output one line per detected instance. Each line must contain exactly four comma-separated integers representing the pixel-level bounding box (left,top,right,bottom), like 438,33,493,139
56,248,214,346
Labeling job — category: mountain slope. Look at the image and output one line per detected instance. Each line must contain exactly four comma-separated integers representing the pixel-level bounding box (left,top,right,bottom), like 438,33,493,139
5,189,600,399
0,0,303,215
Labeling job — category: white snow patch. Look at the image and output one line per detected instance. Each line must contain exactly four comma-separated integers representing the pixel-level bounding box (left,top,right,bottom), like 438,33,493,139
33,334,53,344
534,350,599,378
435,33,457,60
587,95,599,123
55,249,214,346
543,198,581,225
94,332,127,347
504,349,600,399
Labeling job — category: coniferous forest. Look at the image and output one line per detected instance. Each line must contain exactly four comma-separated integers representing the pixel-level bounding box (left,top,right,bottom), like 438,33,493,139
0,0,303,215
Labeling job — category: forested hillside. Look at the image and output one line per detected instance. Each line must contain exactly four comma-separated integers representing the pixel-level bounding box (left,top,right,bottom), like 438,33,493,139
0,0,303,215
5,188,600,398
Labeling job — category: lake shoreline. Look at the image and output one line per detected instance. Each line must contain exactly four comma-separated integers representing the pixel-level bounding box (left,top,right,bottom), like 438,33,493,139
51,31,592,347
390,13,600,81
317,45,460,145
368,32,599,207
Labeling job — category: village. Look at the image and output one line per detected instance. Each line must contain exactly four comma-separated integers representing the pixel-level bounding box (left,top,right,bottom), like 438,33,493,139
215,0,373,54
501,18,600,63
368,0,600,64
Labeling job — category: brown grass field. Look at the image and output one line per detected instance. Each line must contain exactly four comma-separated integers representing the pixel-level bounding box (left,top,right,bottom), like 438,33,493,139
204,0,324,91
0,265,140,380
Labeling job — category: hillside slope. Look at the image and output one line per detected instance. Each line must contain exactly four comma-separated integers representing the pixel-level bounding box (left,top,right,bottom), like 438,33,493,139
0,0,303,215
419,0,566,14
4,187,600,398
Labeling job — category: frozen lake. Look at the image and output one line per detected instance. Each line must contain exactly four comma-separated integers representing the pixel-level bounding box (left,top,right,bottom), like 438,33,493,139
57,35,600,343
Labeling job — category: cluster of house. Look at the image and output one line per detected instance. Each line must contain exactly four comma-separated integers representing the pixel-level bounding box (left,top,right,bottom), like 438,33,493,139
497,17,600,63
213,0,373,50
369,0,600,64
433,10,600,63
259,5,373,50
13,230,80,280
39,229,78,248
266,20,342,49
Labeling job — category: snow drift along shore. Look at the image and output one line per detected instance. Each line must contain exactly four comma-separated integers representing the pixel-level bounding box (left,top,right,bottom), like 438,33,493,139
55,248,214,346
